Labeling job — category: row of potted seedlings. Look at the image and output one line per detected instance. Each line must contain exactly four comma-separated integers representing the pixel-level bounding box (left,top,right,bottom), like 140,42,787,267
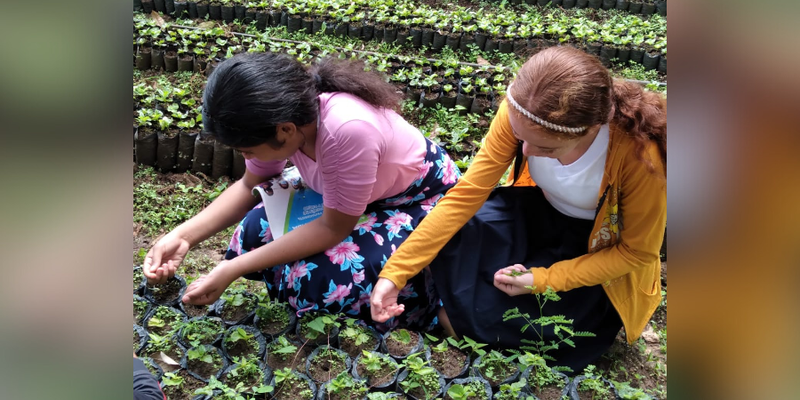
134,267,635,399
490,0,666,16
135,1,666,72
134,0,665,40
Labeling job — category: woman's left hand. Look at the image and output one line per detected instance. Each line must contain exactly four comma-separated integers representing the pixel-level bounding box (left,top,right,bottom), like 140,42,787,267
493,264,534,296
182,260,238,305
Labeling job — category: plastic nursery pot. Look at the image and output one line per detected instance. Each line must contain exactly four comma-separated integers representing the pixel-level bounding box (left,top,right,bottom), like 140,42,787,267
296,313,341,348
179,301,212,319
428,344,470,381
191,134,214,176
445,33,461,50
577,0,590,7
658,56,667,74
568,375,620,400
234,5,246,21
156,131,179,172
628,1,643,13
221,5,234,22
253,302,298,341
211,140,233,179
470,354,521,390
187,1,198,18
134,294,152,325
655,0,666,16
469,95,492,115
144,275,187,307
269,370,317,400
380,329,425,362
431,31,446,51
175,131,198,173
629,48,645,65
642,52,660,71
177,316,225,349
315,378,369,400
221,324,267,362
212,291,257,327
352,350,400,392
143,304,188,338
421,28,435,48
562,0,577,8
601,0,616,9
182,344,230,383
641,2,656,15
134,324,149,356
304,345,353,385
396,368,447,400
255,11,268,30
196,3,208,19
135,128,158,167
141,0,154,13
150,48,165,70
420,91,441,109
140,356,164,383
338,324,381,358
521,366,570,400
616,0,630,10
221,359,273,393
161,369,207,400
153,0,166,13
136,47,152,71
133,266,146,295
443,376,493,400
265,335,310,372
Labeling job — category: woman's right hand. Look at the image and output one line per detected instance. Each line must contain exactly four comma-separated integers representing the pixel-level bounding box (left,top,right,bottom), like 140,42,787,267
142,233,191,285
370,278,405,322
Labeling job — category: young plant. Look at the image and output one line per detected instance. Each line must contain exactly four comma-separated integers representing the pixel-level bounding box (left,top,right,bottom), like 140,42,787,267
578,365,611,399
495,378,529,400
177,317,223,347
300,313,340,341
399,354,441,399
272,368,314,400
477,350,517,385
502,286,595,372
325,371,367,398
268,335,298,362
390,329,413,345
446,380,485,400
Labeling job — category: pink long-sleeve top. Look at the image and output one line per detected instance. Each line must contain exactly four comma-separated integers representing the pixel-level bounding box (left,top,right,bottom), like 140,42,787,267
245,92,427,216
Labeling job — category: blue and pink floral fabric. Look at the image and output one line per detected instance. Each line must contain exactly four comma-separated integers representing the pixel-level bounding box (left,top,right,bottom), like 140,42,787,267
224,139,460,332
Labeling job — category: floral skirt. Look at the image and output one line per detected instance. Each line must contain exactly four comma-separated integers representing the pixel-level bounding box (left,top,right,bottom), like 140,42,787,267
225,139,461,332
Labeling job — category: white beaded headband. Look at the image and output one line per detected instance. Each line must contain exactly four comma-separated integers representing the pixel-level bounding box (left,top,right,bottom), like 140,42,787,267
505,84,586,134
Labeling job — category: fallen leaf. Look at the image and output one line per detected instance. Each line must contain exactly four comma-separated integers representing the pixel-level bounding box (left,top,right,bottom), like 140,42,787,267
197,21,216,30
150,10,166,28
159,352,180,366
476,56,489,66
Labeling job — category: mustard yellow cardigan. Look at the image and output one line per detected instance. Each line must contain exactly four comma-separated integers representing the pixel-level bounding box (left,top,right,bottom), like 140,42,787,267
379,101,666,344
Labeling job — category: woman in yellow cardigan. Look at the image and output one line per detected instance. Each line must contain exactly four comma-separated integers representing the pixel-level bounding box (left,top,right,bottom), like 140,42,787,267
371,46,666,371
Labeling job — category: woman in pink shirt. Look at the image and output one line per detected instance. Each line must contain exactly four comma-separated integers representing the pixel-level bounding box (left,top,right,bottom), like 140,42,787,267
142,52,459,331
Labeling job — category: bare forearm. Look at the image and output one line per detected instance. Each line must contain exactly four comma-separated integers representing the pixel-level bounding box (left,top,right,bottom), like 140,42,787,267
173,179,259,246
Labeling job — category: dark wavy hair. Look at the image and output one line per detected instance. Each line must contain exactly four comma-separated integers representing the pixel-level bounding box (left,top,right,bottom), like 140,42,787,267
202,52,403,149
510,46,666,174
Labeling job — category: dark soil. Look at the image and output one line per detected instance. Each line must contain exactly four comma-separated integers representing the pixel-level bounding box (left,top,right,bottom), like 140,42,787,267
327,387,366,400
187,354,223,381
220,301,252,323
407,380,441,400
307,350,348,383
147,277,182,304
224,368,263,389
430,347,467,378
339,329,378,358
356,361,395,387
477,361,515,387
272,374,314,400
577,388,615,400
533,385,566,400
145,344,184,372
145,307,183,336
225,337,259,359
385,330,420,357
162,369,205,400
183,303,210,318
267,346,311,372
256,316,288,337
